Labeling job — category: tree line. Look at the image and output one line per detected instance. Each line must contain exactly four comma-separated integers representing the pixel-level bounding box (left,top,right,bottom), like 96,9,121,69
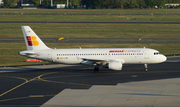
81,0,180,9
2,0,180,8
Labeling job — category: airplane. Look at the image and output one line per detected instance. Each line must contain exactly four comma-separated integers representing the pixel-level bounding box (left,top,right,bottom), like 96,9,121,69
19,26,167,72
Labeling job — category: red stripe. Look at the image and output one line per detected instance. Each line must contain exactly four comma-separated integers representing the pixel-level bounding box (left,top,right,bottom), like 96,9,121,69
26,36,33,46
27,41,33,46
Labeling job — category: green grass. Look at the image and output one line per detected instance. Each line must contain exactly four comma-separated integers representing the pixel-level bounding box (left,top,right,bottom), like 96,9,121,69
0,14,180,22
0,43,46,67
0,9,179,39
0,23,180,39
0,9,180,22
0,9,180,14
0,42,180,67
0,9,180,66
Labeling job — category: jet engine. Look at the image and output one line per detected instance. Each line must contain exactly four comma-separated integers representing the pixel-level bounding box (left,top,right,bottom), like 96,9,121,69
108,61,123,70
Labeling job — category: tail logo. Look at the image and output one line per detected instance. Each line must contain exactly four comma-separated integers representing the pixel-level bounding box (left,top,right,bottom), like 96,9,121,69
26,36,39,46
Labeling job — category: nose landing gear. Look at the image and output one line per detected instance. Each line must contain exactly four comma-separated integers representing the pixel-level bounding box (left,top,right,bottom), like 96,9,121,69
144,64,148,72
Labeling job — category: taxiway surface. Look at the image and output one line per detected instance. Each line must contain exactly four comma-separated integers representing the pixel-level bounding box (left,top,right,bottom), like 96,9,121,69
0,56,180,106
0,21,180,24
1,38,180,43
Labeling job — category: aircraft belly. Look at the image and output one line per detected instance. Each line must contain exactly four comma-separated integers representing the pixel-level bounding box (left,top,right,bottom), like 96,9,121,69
124,56,144,64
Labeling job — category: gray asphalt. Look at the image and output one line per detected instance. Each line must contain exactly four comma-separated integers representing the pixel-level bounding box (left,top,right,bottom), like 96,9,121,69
0,13,180,15
0,21,180,24
1,38,180,43
0,56,180,106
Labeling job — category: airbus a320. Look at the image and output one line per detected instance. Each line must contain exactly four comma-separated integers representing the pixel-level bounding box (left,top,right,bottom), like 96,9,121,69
19,26,167,72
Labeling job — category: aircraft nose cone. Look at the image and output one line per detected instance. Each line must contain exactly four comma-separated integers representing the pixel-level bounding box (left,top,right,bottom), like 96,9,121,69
161,55,167,62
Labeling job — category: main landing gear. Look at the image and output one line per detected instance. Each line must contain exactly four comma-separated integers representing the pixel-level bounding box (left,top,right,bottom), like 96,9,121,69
144,64,148,72
94,66,99,73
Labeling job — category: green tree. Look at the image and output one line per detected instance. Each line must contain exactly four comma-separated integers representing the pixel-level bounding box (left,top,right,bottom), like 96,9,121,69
115,0,126,8
43,0,51,6
128,0,139,8
33,0,40,6
54,0,65,4
168,0,180,3
3,0,17,7
137,0,147,7
104,0,115,8
81,0,100,9
72,0,81,6
155,0,168,7
93,0,104,9
145,0,156,8
81,0,91,9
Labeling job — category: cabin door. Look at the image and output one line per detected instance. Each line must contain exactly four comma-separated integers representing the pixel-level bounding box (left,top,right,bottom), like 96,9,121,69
144,50,149,59
47,51,52,61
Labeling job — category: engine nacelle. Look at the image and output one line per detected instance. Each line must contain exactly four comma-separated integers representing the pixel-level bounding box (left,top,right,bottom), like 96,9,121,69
108,61,123,70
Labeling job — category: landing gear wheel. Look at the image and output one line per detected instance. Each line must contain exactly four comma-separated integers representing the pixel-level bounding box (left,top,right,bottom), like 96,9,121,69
94,67,99,73
145,68,148,72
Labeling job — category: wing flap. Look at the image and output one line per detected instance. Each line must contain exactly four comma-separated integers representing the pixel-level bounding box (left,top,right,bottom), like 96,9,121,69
80,57,125,65
81,58,110,62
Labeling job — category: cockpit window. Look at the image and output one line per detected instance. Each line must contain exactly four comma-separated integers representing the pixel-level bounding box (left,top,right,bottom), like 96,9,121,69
154,52,161,55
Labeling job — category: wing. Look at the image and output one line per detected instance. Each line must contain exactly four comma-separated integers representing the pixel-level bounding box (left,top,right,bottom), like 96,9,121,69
80,57,125,65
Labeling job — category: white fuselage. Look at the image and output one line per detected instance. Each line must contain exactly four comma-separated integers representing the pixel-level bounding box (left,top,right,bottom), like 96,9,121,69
20,48,167,65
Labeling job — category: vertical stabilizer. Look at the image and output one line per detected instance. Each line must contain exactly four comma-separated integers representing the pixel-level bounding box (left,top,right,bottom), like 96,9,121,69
21,26,50,50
